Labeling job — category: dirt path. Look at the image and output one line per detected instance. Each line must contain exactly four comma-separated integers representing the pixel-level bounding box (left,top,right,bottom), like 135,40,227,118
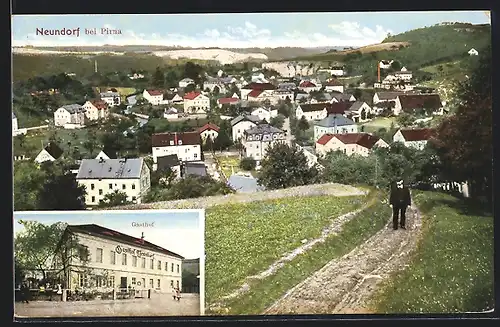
264,205,423,315
207,200,375,311
114,183,368,210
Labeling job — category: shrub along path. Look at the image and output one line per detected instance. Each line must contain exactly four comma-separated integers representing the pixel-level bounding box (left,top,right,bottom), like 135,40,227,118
264,199,423,314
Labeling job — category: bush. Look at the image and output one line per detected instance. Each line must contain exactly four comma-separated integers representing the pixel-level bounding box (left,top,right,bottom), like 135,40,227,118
240,157,257,171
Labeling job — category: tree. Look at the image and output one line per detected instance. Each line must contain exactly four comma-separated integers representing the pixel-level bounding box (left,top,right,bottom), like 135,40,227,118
14,221,68,282
212,86,220,96
390,61,402,71
13,161,46,211
83,130,98,157
431,46,492,201
396,112,413,127
353,88,362,100
97,190,132,208
152,67,164,89
258,142,318,190
240,157,256,171
297,116,310,135
38,162,86,210
269,114,285,129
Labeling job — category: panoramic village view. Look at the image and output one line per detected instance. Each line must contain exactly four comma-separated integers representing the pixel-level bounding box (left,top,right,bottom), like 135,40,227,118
12,11,493,316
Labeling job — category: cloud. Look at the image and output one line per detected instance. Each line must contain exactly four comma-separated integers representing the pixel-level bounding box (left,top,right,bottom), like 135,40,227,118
12,21,392,48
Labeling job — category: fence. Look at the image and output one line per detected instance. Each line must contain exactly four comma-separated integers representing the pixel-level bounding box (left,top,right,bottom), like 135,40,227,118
15,288,154,302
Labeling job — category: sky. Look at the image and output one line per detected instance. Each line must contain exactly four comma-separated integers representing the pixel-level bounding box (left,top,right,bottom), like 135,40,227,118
13,210,204,259
11,11,490,48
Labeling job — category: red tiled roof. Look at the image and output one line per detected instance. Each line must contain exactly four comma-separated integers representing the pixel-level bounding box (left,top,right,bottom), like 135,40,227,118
334,133,382,149
248,89,263,98
217,97,239,104
146,89,163,96
183,91,201,100
242,82,276,91
317,134,335,145
151,131,201,147
91,100,108,110
300,81,316,88
399,128,435,142
326,102,352,115
198,123,220,133
397,94,442,110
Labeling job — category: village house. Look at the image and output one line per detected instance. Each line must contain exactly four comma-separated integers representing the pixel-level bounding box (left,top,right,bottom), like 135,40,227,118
203,77,227,93
182,162,208,178
128,72,145,80
345,101,373,123
76,157,151,205
55,224,183,293
156,154,182,179
394,94,444,116
272,89,294,103
198,123,220,143
298,80,321,93
34,142,64,164
251,107,278,122
295,102,352,121
317,66,345,77
313,114,358,141
323,79,344,93
468,48,479,56
54,104,86,128
100,90,121,107
163,108,179,119
331,92,356,103
12,112,26,136
163,92,184,105
241,124,286,165
277,82,297,91
251,72,269,83
373,91,407,108
231,114,261,142
316,133,389,157
240,82,276,100
183,92,210,114
393,70,413,81
393,128,435,150
179,78,195,88
83,100,109,121
217,97,240,108
379,60,394,69
95,150,116,161
151,131,202,170
143,89,166,106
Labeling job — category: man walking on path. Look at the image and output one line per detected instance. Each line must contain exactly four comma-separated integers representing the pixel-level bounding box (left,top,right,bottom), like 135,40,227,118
389,179,411,230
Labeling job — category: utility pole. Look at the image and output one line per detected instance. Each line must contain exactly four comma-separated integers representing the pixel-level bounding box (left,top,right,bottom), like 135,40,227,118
95,60,98,73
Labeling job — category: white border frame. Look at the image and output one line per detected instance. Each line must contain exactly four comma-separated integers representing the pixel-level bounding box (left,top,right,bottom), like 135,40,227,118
13,209,206,317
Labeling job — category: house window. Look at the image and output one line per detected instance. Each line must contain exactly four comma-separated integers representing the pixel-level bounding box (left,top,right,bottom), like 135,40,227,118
169,141,174,145
132,256,137,267
91,184,95,190
157,279,161,288
149,279,154,288
170,280,174,287
194,153,198,158
171,263,174,272
109,183,112,190
122,253,127,265
91,196,95,203
132,196,137,202
142,278,145,287
150,258,154,269
178,140,183,145
96,276,105,287
141,258,146,268
99,189,103,195
157,260,162,270
108,276,115,288
132,184,136,190
96,248,103,263
78,245,89,261
176,264,180,273
122,184,126,190
79,273,88,287
110,251,116,264
176,280,179,288
165,262,168,271
131,277,136,286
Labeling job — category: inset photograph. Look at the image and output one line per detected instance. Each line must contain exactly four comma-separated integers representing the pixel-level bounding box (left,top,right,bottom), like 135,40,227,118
14,209,205,318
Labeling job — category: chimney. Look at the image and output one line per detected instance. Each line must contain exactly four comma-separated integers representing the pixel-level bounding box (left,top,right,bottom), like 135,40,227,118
141,232,145,244
377,62,381,83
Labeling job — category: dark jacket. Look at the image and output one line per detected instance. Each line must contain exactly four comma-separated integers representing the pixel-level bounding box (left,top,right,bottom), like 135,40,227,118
389,183,411,207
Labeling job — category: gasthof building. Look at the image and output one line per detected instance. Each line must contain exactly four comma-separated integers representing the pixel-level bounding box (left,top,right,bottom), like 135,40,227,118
58,224,184,293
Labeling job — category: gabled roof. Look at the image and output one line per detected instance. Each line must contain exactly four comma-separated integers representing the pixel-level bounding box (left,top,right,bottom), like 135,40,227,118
248,89,263,98
145,89,163,96
66,224,184,259
347,101,368,112
397,94,442,110
44,142,64,159
299,81,316,88
157,154,180,171
242,82,276,90
315,114,355,128
183,91,202,100
90,100,108,110
230,114,261,126
244,123,284,135
163,93,180,100
183,162,207,177
218,97,239,105
76,158,144,179
324,79,343,86
198,123,220,133
327,102,352,115
298,103,329,113
375,91,406,101
60,104,84,114
151,131,201,147
100,91,120,98
398,128,435,142
331,93,355,102
317,133,382,149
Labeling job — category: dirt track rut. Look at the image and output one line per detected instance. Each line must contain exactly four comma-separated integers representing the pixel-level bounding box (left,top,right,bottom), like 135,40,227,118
264,205,423,314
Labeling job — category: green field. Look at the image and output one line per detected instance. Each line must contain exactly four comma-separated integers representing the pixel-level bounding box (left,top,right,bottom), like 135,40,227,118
360,117,397,133
216,155,241,178
98,86,138,101
370,191,494,313
204,194,369,308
